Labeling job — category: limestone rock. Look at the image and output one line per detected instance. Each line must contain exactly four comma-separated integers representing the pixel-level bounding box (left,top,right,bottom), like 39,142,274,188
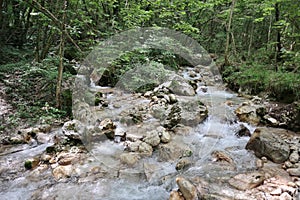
159,128,171,143
235,103,265,125
176,158,192,171
169,191,184,200
211,150,234,164
62,120,83,140
138,142,153,156
228,172,265,191
176,177,198,200
235,124,251,137
52,165,74,180
161,74,195,96
143,130,160,147
246,127,290,163
120,153,140,166
287,167,300,176
158,141,192,161
289,151,299,163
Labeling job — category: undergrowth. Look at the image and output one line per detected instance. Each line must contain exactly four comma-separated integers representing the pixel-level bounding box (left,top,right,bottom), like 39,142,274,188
223,63,300,103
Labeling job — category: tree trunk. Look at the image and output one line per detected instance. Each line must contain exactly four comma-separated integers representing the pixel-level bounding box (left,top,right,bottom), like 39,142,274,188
224,0,236,66
275,3,282,70
55,0,67,108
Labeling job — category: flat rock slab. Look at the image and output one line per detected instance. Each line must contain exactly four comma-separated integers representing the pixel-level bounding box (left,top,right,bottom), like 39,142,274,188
228,172,265,191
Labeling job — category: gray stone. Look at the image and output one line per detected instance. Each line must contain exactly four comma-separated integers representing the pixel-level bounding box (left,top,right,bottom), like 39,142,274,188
120,153,140,166
289,151,299,163
287,168,300,176
62,120,83,140
246,127,290,163
138,142,153,156
143,130,161,147
158,141,192,161
176,177,198,200
161,74,195,96
228,172,265,191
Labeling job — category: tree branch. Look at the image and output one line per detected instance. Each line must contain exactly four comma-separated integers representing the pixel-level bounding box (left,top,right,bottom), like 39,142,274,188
25,0,82,53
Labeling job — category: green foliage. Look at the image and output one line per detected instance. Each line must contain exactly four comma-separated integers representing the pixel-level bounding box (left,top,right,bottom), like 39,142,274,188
1,56,72,127
223,63,300,102
118,61,169,93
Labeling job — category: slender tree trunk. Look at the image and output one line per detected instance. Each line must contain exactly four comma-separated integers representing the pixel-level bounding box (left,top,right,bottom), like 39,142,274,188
274,3,282,70
56,0,67,108
248,22,254,57
0,0,3,25
224,0,236,66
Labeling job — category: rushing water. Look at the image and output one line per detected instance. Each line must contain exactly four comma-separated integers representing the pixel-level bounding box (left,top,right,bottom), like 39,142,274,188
0,70,260,199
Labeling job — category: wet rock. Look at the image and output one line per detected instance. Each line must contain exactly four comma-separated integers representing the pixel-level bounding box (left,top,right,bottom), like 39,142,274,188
126,140,142,152
169,94,177,104
120,153,140,166
246,127,290,163
143,163,162,182
143,130,160,147
235,124,251,137
161,74,195,96
256,157,268,169
169,191,184,200
289,151,299,164
280,192,293,200
99,118,116,130
52,165,74,180
177,99,208,126
158,141,192,161
8,135,24,144
36,132,50,144
263,115,279,126
138,142,153,156
228,172,265,191
158,127,171,143
287,167,300,176
41,154,52,162
235,102,265,125
144,91,153,97
57,152,79,166
163,99,208,128
99,118,116,139
176,177,198,200
211,150,234,164
62,120,83,140
176,158,192,171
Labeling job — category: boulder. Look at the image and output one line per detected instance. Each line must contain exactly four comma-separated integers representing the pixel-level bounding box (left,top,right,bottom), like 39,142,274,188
235,102,265,125
143,130,161,147
158,141,192,161
138,142,153,156
176,158,192,171
120,153,140,166
169,191,184,200
163,99,208,128
161,74,195,96
177,99,208,126
235,124,251,137
52,165,74,180
246,127,290,163
176,177,198,200
228,172,265,191
99,118,116,139
62,120,83,140
287,168,300,176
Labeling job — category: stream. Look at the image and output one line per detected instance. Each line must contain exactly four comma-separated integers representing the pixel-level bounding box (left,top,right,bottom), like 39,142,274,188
0,65,285,199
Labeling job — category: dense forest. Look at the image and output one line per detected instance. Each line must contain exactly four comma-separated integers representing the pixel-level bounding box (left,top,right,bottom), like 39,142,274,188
1,1,300,199
0,0,299,126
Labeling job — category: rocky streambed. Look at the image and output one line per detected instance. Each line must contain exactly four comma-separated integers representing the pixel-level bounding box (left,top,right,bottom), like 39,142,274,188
1,64,300,200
